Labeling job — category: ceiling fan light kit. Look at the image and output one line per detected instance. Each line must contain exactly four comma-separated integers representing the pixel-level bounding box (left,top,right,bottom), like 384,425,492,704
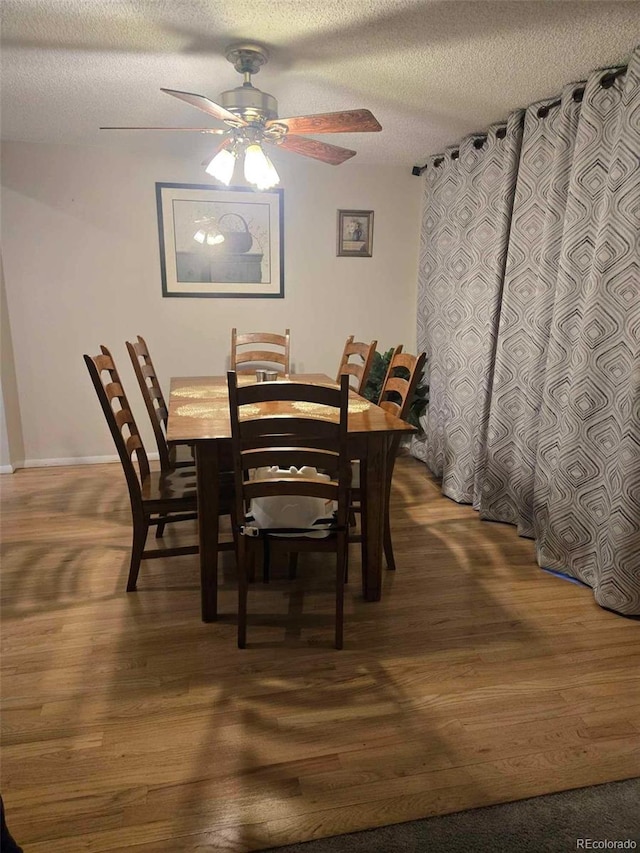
204,145,236,184
101,42,382,190
243,143,280,190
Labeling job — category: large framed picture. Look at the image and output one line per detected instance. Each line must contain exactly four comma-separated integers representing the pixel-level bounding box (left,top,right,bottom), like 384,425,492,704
337,209,374,257
156,182,284,298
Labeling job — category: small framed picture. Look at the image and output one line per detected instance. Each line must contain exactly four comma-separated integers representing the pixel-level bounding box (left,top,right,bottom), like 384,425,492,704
337,209,374,257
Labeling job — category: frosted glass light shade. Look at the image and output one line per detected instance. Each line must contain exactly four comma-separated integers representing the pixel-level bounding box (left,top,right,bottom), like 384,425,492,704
205,147,236,184
258,152,280,190
244,143,280,190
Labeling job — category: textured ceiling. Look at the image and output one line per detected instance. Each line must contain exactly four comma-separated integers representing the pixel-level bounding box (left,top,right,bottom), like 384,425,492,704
1,0,639,168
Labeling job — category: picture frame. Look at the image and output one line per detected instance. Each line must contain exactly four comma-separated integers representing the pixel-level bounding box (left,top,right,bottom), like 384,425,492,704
156,182,284,298
337,209,374,257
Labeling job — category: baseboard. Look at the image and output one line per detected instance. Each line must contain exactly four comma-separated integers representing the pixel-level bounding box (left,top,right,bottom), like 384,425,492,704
23,455,120,468
0,464,16,474
12,452,160,470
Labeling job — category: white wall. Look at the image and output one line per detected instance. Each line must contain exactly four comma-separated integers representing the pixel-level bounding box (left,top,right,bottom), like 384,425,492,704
0,252,25,471
0,140,421,465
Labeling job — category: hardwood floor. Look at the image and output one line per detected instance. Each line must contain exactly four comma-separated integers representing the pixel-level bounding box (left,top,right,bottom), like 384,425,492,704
1,456,639,852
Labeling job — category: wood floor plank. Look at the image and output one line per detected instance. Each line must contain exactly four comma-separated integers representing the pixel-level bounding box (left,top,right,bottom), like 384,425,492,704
2,456,639,851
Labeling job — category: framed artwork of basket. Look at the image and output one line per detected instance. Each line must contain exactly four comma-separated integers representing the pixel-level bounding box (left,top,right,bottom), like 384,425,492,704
156,182,284,298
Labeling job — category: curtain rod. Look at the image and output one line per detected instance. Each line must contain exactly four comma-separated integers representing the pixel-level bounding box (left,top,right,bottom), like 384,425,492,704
411,64,628,176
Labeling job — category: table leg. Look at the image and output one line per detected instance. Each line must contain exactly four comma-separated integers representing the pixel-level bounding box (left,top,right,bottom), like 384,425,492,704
196,441,219,622
362,433,388,601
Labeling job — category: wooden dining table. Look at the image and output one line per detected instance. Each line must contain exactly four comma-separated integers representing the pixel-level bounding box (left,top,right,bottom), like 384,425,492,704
166,373,415,622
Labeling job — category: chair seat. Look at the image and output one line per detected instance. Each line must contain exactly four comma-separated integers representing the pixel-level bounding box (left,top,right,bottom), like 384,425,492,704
249,465,336,537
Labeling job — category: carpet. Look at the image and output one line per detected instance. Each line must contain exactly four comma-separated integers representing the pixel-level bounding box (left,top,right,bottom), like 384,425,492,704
260,778,640,852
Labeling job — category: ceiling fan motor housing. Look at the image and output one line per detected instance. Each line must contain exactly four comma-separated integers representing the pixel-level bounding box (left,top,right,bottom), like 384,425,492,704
219,85,278,124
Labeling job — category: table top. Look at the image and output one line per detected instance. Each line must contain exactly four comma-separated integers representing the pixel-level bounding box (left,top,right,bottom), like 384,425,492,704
166,374,416,442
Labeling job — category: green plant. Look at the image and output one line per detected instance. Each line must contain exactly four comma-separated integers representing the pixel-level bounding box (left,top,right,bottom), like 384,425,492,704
362,349,429,434
362,348,394,407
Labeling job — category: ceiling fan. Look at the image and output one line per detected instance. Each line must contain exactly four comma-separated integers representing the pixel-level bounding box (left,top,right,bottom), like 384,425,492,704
101,43,382,189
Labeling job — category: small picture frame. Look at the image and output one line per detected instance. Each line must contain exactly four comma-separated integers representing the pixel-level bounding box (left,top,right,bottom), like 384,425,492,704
337,209,374,257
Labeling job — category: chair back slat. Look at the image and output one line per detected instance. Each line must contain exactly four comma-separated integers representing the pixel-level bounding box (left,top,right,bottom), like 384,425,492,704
93,353,113,372
237,382,340,407
125,434,144,456
231,328,291,376
241,448,340,474
390,352,418,372
115,408,135,430
339,363,364,380
235,350,287,368
236,331,289,346
238,417,340,441
379,398,402,417
336,335,377,394
84,347,149,508
383,376,411,398
126,335,173,471
243,479,339,502
105,381,124,401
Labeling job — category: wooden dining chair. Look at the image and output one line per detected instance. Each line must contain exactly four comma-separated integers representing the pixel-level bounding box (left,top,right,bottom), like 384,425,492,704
231,328,291,377
85,346,234,593
336,335,377,395
228,372,351,649
350,347,427,571
126,335,193,472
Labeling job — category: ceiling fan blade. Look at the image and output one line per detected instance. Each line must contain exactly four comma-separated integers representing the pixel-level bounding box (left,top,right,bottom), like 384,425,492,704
100,126,226,133
266,109,382,135
161,88,246,126
271,134,356,165
201,137,232,166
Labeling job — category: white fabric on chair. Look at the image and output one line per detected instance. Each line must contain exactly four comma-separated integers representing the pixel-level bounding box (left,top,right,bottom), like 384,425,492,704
250,466,336,537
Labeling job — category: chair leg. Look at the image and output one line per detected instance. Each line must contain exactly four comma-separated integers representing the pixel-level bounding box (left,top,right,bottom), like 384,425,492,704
288,551,298,580
360,477,369,593
384,456,396,570
384,514,396,571
155,514,167,539
335,538,346,650
247,545,256,583
238,538,248,649
262,536,271,583
127,513,148,591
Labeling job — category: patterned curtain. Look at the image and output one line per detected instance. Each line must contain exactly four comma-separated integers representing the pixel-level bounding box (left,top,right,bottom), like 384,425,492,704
532,52,640,615
414,46,640,616
480,84,583,535
411,112,524,503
